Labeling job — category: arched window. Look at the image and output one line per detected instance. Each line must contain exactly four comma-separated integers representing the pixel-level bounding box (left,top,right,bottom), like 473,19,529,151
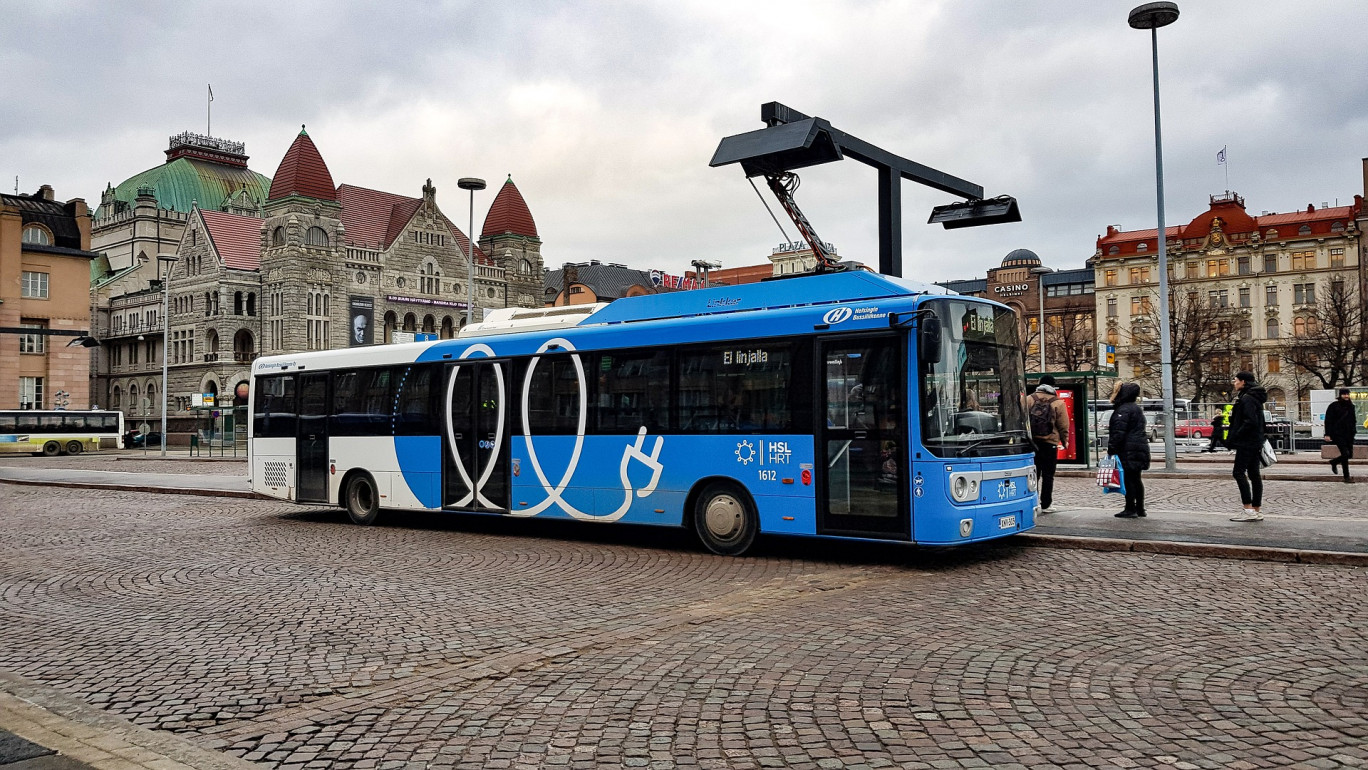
234,291,244,315
1137,242,1148,252
422,314,436,334
383,311,397,343
212,291,220,315
1106,328,1118,346
1332,222,1345,233
146,382,157,415
420,260,441,294
441,316,454,339
204,291,212,316
271,226,285,246
1108,245,1119,255
306,226,329,247
519,259,532,275
246,292,256,316
111,386,122,409
129,383,140,414
1266,228,1278,239
403,313,417,332
1306,316,1318,335
233,329,254,361
21,225,51,245
1293,317,1306,336
206,329,219,355
189,230,197,247
1265,318,1279,338
1298,225,1311,236
1240,320,1252,340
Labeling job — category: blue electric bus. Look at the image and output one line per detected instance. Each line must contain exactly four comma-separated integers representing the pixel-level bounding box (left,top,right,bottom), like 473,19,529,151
249,271,1036,555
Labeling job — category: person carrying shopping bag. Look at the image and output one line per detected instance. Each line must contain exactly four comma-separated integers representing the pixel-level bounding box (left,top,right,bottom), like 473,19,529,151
1106,381,1150,518
1228,371,1267,521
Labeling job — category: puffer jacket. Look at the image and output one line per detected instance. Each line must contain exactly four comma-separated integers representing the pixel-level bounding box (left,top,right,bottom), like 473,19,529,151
1106,383,1151,471
1227,383,1267,452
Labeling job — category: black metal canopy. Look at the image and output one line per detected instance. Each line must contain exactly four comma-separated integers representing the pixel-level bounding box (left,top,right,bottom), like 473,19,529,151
710,102,1019,276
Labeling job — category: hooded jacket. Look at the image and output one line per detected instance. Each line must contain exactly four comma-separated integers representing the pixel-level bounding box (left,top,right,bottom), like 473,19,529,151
1227,382,1268,452
1325,397,1357,444
1106,383,1151,471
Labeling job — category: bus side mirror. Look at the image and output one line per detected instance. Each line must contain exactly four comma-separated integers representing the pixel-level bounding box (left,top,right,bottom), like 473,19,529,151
920,316,942,364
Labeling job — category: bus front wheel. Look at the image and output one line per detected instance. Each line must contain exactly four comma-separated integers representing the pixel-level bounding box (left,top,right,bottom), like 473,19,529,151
694,482,757,556
42,441,62,457
345,473,381,526
66,441,84,456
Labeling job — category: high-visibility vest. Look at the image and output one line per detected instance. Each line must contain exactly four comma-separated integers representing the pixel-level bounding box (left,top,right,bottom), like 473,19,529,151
1219,403,1233,443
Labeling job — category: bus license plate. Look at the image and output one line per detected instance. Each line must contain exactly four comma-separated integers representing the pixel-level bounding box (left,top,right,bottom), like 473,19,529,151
998,515,1017,530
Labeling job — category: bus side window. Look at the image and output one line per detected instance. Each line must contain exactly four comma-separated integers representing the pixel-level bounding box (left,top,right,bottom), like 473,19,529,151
595,351,670,434
393,365,434,436
254,375,296,438
0,414,15,432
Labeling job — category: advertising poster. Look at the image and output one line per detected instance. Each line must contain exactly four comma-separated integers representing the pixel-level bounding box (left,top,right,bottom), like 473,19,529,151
1056,387,1078,461
349,296,374,346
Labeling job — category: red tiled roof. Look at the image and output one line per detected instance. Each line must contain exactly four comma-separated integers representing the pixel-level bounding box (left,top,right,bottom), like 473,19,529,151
200,209,262,271
1257,205,1354,228
1096,198,1361,256
482,177,538,238
337,183,487,261
267,129,337,202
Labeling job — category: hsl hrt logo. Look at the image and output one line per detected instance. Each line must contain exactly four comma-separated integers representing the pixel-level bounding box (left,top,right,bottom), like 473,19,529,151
822,307,854,325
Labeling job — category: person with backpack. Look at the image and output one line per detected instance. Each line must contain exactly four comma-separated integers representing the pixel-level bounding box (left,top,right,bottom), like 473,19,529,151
1228,371,1268,521
1026,374,1070,513
1106,381,1150,518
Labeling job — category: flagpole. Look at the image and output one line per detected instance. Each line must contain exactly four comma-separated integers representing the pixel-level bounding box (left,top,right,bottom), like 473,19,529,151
207,84,213,135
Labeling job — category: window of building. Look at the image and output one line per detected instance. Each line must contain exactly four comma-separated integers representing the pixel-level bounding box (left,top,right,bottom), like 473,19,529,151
1330,248,1345,268
1237,256,1251,275
19,377,44,410
1265,317,1279,338
420,260,441,295
1185,261,1198,279
271,226,285,246
1136,243,1148,253
1294,317,1306,336
519,259,532,275
1267,354,1281,373
1129,266,1150,284
1239,287,1250,307
1266,229,1278,240
1106,297,1117,318
1207,259,1229,278
1240,319,1252,340
1108,245,1119,255
20,271,49,299
1240,355,1254,372
1291,251,1315,271
1293,283,1315,304
1106,328,1119,345
18,321,47,354
305,227,329,247
1130,296,1151,315
1265,285,1277,306
1331,222,1345,233
1298,225,1312,236
21,225,51,245
1263,254,1277,273
1208,289,1228,308
1104,269,1117,287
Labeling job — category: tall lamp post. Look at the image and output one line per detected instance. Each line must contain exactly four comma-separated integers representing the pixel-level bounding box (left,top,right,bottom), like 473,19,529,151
457,177,487,329
1031,265,1055,373
1130,1,1180,471
157,254,178,458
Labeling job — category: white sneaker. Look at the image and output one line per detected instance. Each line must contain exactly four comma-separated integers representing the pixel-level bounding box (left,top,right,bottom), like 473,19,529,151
1230,510,1264,522
1041,507,1056,514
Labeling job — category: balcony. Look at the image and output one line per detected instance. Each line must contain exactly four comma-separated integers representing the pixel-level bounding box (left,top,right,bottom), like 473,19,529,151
234,352,258,364
100,320,165,339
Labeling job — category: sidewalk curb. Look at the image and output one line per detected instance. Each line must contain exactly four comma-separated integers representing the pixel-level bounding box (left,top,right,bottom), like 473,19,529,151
1056,469,1358,482
1016,533,1368,567
0,671,257,770
0,478,262,500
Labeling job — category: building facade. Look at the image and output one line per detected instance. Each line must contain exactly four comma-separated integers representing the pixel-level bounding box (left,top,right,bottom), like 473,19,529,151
1,186,99,409
112,128,547,433
1093,190,1364,409
940,249,1097,373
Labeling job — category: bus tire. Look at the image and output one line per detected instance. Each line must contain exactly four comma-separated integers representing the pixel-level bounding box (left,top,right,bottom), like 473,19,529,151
344,473,381,526
42,441,62,457
66,441,84,456
693,481,758,556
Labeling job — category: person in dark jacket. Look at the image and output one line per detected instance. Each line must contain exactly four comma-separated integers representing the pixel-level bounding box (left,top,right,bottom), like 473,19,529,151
1106,381,1150,518
1228,371,1267,521
1324,388,1358,483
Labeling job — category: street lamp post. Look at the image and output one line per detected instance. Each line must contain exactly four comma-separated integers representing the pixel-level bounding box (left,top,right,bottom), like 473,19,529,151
1130,1,1180,471
457,177,487,329
1031,265,1055,373
157,254,178,458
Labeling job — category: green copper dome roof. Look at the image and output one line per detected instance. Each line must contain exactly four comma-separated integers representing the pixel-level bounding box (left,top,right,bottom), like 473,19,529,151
95,153,271,220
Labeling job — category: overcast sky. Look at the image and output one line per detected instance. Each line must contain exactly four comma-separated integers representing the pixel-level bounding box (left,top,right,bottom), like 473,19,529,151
4,1,1366,282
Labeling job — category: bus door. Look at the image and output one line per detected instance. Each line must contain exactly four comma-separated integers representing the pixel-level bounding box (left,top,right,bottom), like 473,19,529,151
442,360,510,512
297,373,330,503
817,335,909,539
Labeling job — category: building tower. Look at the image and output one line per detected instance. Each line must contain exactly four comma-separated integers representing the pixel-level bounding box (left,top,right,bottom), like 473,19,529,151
479,176,544,309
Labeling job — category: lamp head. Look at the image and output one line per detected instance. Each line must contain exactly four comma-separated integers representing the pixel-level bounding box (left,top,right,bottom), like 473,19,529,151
1129,2,1179,29
458,177,487,191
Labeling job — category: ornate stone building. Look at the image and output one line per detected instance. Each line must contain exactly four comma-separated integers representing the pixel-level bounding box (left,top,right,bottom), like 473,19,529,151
1093,191,1363,409
138,127,544,432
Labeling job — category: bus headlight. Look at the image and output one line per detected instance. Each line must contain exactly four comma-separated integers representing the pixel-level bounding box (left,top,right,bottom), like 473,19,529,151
1027,467,1039,493
949,472,980,502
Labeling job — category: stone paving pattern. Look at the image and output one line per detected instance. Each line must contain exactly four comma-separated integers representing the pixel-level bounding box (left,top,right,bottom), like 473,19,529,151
1,484,1365,769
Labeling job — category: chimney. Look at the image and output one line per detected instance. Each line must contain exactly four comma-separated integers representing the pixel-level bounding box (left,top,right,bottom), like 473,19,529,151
37,184,54,201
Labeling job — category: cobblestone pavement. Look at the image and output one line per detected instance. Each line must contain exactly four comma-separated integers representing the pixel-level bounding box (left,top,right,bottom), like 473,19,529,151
2,485,1365,769
1051,475,1367,519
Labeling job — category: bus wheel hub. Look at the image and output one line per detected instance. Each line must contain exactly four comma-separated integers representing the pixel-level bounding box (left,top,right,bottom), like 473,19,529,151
704,495,742,539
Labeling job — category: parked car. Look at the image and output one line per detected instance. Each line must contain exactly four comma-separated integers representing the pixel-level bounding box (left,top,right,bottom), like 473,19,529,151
127,432,162,448
1173,418,1214,439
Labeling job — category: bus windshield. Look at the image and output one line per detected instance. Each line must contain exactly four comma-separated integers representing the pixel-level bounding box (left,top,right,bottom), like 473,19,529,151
918,299,1030,458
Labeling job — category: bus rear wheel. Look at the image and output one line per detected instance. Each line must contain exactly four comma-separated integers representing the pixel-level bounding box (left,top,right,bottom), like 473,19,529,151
66,441,84,455
345,473,381,526
694,482,757,556
42,441,62,457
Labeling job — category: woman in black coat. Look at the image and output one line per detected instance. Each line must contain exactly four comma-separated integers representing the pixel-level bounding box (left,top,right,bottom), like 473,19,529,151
1227,371,1267,521
1106,382,1150,518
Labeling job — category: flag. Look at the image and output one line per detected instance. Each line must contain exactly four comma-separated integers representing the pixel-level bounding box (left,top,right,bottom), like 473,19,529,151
208,84,214,102
1217,146,1226,164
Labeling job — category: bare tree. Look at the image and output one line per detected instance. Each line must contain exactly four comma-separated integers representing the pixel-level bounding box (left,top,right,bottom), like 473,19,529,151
1127,288,1244,402
1278,274,1368,389
1049,305,1096,372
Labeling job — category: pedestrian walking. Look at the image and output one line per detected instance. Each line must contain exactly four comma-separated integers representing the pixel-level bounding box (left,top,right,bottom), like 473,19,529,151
1325,387,1358,483
1106,381,1149,518
1205,411,1225,452
1027,375,1071,513
1228,371,1267,521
